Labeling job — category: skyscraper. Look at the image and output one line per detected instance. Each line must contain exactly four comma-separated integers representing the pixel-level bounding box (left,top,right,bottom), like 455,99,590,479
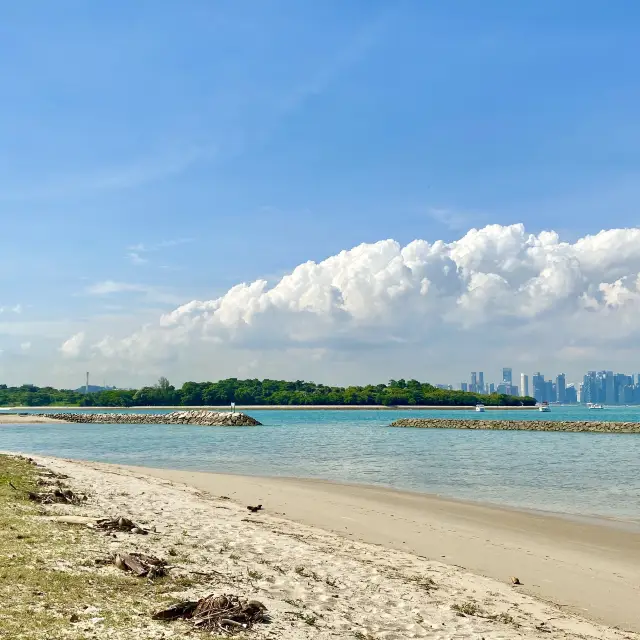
556,374,566,404
478,371,484,392
582,371,596,404
520,373,529,397
470,372,477,393
460,382,468,392
532,372,545,402
545,380,555,402
502,367,512,385
565,384,577,404
605,371,615,405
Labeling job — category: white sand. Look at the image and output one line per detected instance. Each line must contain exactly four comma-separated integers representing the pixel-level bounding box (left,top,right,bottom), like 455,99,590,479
20,454,639,639
0,414,67,424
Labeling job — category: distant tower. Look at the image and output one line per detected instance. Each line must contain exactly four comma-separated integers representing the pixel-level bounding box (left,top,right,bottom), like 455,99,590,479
520,373,529,397
86,372,90,394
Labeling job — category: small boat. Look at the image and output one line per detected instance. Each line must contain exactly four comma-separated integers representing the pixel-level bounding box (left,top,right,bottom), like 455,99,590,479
475,403,485,412
538,401,551,412
588,403,604,410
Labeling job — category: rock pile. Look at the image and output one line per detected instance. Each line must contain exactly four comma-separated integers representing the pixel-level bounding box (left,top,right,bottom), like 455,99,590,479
41,410,261,426
390,418,640,433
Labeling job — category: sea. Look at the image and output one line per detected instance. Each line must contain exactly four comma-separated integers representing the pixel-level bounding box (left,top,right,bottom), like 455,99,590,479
1,406,639,525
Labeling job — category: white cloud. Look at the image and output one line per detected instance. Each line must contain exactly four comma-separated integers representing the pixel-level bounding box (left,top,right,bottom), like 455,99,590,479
69,224,640,382
125,239,193,267
20,342,31,352
59,332,86,358
128,239,194,253
86,281,149,295
0,304,23,315
127,252,148,265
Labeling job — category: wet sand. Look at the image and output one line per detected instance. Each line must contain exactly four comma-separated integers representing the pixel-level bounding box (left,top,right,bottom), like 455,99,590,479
111,464,640,632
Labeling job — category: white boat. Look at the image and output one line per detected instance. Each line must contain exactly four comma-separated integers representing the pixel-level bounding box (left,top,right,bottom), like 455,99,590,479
588,403,604,410
538,401,551,412
475,403,485,412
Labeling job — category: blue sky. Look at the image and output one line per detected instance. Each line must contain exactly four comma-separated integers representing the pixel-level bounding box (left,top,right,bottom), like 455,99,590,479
2,1,640,387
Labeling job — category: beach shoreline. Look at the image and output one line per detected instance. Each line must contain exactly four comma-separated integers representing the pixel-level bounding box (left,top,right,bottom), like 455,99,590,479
0,414,68,424
0,404,538,411
6,451,639,633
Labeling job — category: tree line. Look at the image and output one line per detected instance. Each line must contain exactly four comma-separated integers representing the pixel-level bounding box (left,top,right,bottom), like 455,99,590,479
0,378,536,407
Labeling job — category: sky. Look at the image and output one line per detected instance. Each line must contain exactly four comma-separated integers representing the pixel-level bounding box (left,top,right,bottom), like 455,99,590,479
2,1,640,389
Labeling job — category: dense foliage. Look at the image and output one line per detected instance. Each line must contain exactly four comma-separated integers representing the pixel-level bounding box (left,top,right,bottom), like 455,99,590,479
0,378,536,407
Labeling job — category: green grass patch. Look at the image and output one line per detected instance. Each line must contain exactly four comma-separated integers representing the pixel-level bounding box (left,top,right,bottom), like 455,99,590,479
0,455,195,639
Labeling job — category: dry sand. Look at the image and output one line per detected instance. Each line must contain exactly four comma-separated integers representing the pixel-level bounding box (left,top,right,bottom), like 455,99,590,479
15,454,639,639
0,414,67,424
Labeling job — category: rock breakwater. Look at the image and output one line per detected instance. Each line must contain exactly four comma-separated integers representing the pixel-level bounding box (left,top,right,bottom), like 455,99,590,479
390,418,640,433
42,410,261,426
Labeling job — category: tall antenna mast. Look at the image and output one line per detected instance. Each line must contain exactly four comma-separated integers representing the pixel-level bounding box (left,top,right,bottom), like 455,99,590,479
86,372,90,394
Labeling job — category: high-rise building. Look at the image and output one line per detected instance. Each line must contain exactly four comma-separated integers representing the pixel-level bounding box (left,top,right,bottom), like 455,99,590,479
614,374,632,404
545,380,555,403
532,372,545,402
489,383,495,394
470,372,477,393
460,382,468,392
621,384,634,404
605,371,615,405
556,374,566,404
502,367,512,385
565,384,577,404
582,371,597,404
497,383,518,396
478,372,484,391
520,373,529,397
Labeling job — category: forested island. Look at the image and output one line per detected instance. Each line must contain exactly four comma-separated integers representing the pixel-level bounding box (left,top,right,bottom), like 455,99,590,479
0,378,536,408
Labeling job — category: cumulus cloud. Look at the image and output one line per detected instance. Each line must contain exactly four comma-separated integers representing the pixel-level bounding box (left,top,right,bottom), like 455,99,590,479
59,332,86,358
68,224,640,379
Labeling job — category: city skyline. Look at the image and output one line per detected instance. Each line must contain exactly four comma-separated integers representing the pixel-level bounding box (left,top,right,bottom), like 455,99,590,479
446,367,640,405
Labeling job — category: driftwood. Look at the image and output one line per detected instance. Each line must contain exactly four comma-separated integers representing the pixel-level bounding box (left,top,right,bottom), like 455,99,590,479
46,515,97,526
95,516,149,534
246,505,263,513
28,487,86,505
39,470,70,480
114,552,167,578
153,594,267,634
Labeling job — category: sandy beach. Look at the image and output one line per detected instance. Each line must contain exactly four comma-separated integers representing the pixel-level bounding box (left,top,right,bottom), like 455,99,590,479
0,414,68,424
7,453,638,638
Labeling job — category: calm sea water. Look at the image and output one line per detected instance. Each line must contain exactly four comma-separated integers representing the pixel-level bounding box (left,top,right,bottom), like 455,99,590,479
2,406,639,524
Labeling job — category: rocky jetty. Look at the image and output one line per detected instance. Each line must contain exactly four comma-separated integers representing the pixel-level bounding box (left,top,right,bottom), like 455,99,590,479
42,410,261,427
390,418,640,433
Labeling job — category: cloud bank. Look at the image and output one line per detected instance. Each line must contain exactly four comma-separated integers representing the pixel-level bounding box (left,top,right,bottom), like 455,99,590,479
60,224,640,382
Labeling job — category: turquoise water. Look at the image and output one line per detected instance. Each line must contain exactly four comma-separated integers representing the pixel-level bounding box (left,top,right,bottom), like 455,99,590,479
2,407,639,523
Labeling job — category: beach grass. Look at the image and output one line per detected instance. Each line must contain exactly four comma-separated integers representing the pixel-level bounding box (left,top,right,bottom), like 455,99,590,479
0,454,202,640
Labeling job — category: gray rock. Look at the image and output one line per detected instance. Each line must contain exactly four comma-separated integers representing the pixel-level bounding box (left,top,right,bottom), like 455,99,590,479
389,418,640,433
41,410,261,427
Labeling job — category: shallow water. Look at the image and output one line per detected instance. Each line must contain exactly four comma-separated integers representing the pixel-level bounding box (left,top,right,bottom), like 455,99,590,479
2,406,639,522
